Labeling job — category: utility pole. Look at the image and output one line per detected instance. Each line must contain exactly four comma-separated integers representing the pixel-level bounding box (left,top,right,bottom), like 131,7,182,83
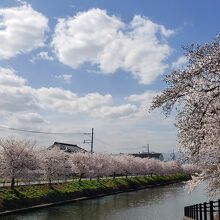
171,149,176,160
147,144,150,158
83,128,94,153
91,128,94,153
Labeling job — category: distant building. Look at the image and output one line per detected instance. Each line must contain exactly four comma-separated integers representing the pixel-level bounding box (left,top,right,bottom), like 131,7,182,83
48,142,87,153
112,152,164,161
130,152,164,161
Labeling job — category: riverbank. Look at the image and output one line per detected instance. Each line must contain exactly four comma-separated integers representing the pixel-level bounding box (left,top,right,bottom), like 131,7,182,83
0,174,190,215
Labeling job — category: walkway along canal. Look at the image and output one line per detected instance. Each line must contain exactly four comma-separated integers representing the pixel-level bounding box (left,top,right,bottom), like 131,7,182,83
1,183,212,220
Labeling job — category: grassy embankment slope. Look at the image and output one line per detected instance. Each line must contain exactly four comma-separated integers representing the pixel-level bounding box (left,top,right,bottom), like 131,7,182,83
0,174,189,213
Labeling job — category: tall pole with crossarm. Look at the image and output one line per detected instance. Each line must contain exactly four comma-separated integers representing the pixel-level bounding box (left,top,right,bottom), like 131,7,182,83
91,128,94,153
83,128,94,153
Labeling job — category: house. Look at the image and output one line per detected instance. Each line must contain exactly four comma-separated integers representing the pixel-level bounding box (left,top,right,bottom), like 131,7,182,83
48,142,87,153
130,152,164,161
112,152,164,161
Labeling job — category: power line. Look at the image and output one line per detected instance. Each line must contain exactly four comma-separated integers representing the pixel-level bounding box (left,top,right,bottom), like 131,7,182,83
95,137,111,147
0,125,91,136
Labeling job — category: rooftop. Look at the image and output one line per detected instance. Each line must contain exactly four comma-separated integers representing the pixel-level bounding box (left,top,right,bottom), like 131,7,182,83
48,141,87,153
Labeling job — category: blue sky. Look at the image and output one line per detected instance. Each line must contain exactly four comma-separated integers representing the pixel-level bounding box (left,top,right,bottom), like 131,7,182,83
0,0,219,153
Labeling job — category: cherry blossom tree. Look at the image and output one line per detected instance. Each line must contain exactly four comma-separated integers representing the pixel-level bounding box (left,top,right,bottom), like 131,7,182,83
92,153,113,179
163,161,183,175
0,137,39,189
129,157,146,176
182,163,199,175
110,155,127,178
144,158,161,176
40,148,72,186
70,152,91,182
151,35,220,194
117,155,136,177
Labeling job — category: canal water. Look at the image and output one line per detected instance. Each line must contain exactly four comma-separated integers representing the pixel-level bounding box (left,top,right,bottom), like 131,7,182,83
1,183,211,220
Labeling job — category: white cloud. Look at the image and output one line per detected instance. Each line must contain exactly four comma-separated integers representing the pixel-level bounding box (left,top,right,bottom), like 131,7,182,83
0,68,158,120
127,90,158,103
0,67,26,87
55,74,72,84
0,67,112,115
7,112,47,129
91,91,159,119
52,8,173,84
0,3,48,59
171,55,187,69
30,51,54,62
0,68,38,112
36,88,112,114
126,90,158,118
92,104,138,119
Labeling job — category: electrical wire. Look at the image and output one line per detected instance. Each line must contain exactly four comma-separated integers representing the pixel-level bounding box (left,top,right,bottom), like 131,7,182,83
0,124,92,136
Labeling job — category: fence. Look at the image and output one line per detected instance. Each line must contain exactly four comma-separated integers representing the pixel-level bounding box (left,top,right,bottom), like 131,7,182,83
184,199,220,220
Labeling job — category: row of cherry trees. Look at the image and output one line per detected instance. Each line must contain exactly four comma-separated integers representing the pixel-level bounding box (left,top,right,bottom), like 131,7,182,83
0,137,195,189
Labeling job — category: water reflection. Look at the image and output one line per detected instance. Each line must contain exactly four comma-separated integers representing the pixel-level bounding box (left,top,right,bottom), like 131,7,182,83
1,183,210,220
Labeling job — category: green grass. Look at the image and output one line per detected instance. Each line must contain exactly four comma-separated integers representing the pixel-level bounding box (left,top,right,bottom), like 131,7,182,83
0,174,189,211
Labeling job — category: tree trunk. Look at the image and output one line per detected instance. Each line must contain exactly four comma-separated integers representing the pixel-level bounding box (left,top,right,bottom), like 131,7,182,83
113,172,116,179
11,177,15,189
79,173,83,183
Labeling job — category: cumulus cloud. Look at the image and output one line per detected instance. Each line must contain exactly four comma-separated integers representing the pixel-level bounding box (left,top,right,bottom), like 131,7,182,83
126,91,158,118
0,68,160,120
0,3,48,59
0,67,26,87
0,68,38,112
91,91,159,119
92,104,138,119
0,67,112,115
30,51,54,62
7,112,47,129
52,8,174,84
171,55,187,69
126,90,157,103
36,88,112,114
55,74,72,84
0,67,164,124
